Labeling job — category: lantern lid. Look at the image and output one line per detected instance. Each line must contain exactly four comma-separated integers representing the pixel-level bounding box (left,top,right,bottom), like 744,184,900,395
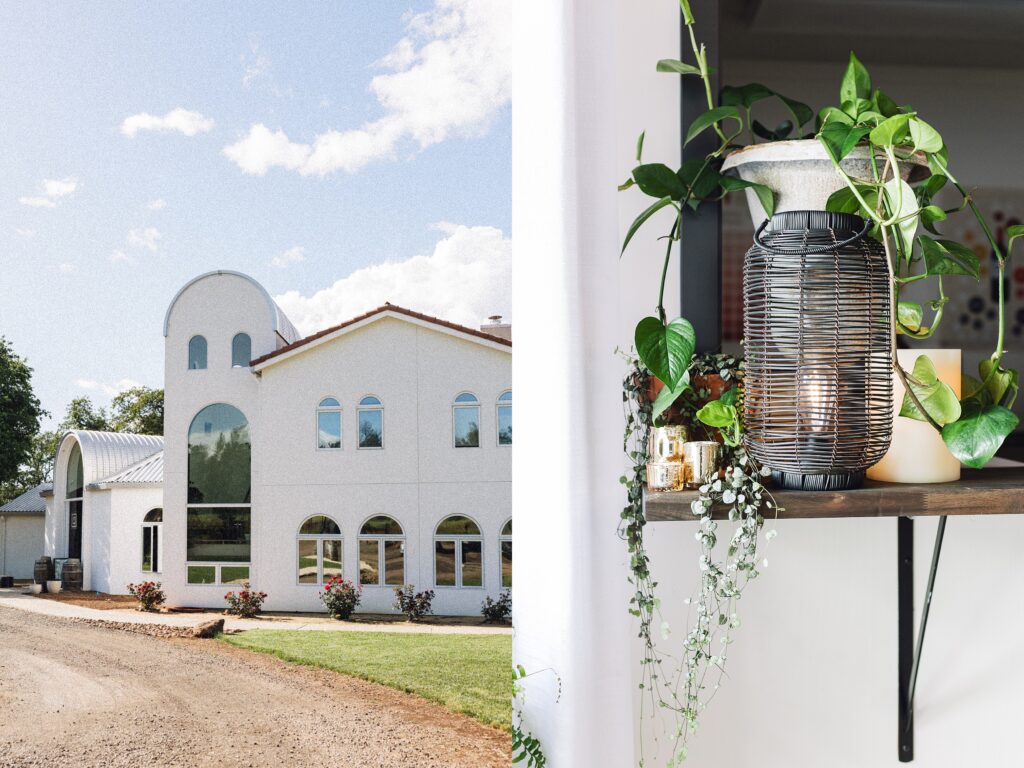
766,210,866,236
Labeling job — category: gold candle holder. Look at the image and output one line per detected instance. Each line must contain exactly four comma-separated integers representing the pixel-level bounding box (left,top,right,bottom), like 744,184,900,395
646,426,688,492
682,441,720,489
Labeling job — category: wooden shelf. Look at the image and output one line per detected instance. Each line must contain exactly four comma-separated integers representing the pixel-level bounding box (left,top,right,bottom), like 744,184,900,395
644,466,1024,521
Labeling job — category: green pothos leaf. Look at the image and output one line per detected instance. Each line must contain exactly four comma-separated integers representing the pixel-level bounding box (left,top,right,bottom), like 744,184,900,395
656,59,702,76
634,316,696,391
719,176,775,218
684,106,741,146
883,176,919,257
918,236,981,278
621,196,675,256
942,401,1019,469
897,301,923,333
840,51,871,105
1007,224,1024,259
696,400,736,428
899,354,961,426
980,357,1019,409
651,372,690,426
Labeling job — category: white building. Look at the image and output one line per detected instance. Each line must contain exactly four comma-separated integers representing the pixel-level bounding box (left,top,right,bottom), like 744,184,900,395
0,483,49,579
42,270,512,616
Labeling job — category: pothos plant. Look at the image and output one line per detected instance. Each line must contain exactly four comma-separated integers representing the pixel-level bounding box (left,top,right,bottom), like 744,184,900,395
817,52,1021,465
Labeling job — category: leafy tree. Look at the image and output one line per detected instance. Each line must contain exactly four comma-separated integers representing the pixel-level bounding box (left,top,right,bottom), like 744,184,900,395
60,396,110,431
109,386,163,435
0,337,44,488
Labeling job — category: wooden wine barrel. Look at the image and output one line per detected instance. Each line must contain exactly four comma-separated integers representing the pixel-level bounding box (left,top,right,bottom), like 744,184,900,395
33,557,53,585
62,559,83,591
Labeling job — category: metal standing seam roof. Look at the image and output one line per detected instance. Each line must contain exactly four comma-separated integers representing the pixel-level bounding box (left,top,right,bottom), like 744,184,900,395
0,483,52,514
61,431,164,487
91,450,164,487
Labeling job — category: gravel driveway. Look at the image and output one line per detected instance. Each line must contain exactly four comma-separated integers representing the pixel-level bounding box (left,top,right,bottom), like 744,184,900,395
0,606,510,768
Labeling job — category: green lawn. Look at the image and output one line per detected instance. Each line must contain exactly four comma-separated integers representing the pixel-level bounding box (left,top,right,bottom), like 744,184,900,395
222,629,512,730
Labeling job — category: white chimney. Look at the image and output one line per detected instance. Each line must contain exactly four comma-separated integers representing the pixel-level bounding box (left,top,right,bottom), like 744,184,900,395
481,314,512,341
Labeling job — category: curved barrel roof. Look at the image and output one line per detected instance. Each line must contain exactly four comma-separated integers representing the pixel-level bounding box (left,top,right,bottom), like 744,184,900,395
60,431,164,487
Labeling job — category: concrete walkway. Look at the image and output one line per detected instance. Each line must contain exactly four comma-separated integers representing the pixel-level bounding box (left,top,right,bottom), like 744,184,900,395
0,589,511,635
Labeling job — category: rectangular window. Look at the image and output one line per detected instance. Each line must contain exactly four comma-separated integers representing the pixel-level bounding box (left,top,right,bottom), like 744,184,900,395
318,411,342,450
358,409,383,448
142,527,153,572
221,566,250,584
186,507,251,562
501,541,512,588
461,540,483,587
298,539,318,584
454,406,481,448
359,539,380,585
323,539,343,581
435,540,457,586
187,565,216,584
498,404,512,445
383,541,404,585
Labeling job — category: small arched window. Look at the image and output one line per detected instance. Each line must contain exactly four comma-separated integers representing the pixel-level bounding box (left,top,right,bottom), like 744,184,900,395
453,392,480,448
317,398,342,450
188,335,207,370
142,508,163,573
434,515,483,588
358,515,404,586
500,519,512,588
231,333,252,368
297,515,343,585
497,390,512,446
357,395,384,449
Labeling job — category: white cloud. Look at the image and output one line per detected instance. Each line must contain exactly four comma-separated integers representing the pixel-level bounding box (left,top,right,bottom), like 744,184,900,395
75,377,142,397
109,249,133,264
147,198,167,210
271,245,305,269
242,42,271,89
222,0,510,177
274,224,510,336
14,228,35,238
120,108,214,138
19,177,77,208
58,262,77,274
127,227,161,252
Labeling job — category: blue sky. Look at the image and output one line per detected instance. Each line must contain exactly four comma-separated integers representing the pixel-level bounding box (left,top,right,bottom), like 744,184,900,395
0,1,511,426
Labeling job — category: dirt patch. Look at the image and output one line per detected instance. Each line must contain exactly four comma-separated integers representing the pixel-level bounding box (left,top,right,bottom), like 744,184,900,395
38,591,138,610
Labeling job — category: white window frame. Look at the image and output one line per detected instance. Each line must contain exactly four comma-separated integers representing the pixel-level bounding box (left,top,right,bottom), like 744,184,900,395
452,392,481,449
185,562,251,586
296,516,343,586
499,519,512,588
357,516,406,587
188,335,207,370
433,516,484,589
356,395,385,450
496,389,512,447
231,332,252,369
142,509,163,574
316,397,343,451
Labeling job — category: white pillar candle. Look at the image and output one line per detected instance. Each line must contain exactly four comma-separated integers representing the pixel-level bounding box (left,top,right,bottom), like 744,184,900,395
866,348,961,484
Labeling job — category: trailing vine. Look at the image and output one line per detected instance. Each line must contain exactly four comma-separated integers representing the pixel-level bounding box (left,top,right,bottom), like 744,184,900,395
512,665,562,767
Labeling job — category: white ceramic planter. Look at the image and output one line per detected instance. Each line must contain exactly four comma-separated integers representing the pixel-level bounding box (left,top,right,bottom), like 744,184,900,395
866,349,961,484
45,580,62,594
29,583,43,595
721,139,930,227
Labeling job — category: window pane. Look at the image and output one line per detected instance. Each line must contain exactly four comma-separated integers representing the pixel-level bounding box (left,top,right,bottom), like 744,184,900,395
436,516,481,536
187,565,216,584
152,526,159,573
454,406,480,447
461,540,483,587
65,443,84,498
501,541,512,588
299,515,340,535
498,390,512,402
501,519,512,536
142,527,153,572
188,336,207,370
454,392,478,403
221,566,250,585
359,539,380,585
360,516,403,535
359,396,381,406
231,333,252,368
144,508,163,523
319,397,340,407
384,541,404,586
323,539,343,581
358,409,383,448
435,540,456,586
298,539,318,584
318,410,341,450
188,404,250,504
187,507,251,562
498,404,512,445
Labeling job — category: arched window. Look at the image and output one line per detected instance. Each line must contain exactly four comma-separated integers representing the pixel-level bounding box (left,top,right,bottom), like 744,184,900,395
186,403,251,585
358,515,404,586
453,392,480,448
142,508,163,574
434,515,483,588
500,519,512,588
188,335,207,370
297,515,343,585
66,442,84,559
317,397,342,450
231,333,252,368
357,395,384,449
497,390,512,446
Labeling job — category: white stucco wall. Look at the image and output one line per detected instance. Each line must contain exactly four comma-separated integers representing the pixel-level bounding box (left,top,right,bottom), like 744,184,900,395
92,486,164,595
0,514,44,579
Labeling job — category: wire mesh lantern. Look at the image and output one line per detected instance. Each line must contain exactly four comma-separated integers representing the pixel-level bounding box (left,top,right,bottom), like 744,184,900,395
743,210,893,490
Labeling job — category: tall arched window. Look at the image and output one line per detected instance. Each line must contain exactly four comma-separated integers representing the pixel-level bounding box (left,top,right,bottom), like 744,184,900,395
297,515,342,585
188,335,208,370
186,403,251,585
497,390,512,446
231,333,252,368
434,515,483,588
317,398,342,450
142,508,163,573
358,515,405,586
453,392,480,448
357,395,384,449
66,442,84,559
500,519,512,588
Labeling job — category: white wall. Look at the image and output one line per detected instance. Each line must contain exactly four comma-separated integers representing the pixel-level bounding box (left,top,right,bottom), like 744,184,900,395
0,514,44,579
97,486,164,594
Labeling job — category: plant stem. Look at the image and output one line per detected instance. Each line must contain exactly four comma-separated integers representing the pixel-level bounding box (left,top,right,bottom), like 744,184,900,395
657,216,682,323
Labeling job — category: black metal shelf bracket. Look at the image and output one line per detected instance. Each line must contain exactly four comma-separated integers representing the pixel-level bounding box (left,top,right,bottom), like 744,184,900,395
898,514,948,762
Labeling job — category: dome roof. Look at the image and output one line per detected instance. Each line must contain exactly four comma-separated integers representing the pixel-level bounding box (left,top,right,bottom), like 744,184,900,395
59,431,164,487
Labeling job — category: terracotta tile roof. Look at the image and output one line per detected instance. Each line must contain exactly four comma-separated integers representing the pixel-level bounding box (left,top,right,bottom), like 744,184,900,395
250,303,512,367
